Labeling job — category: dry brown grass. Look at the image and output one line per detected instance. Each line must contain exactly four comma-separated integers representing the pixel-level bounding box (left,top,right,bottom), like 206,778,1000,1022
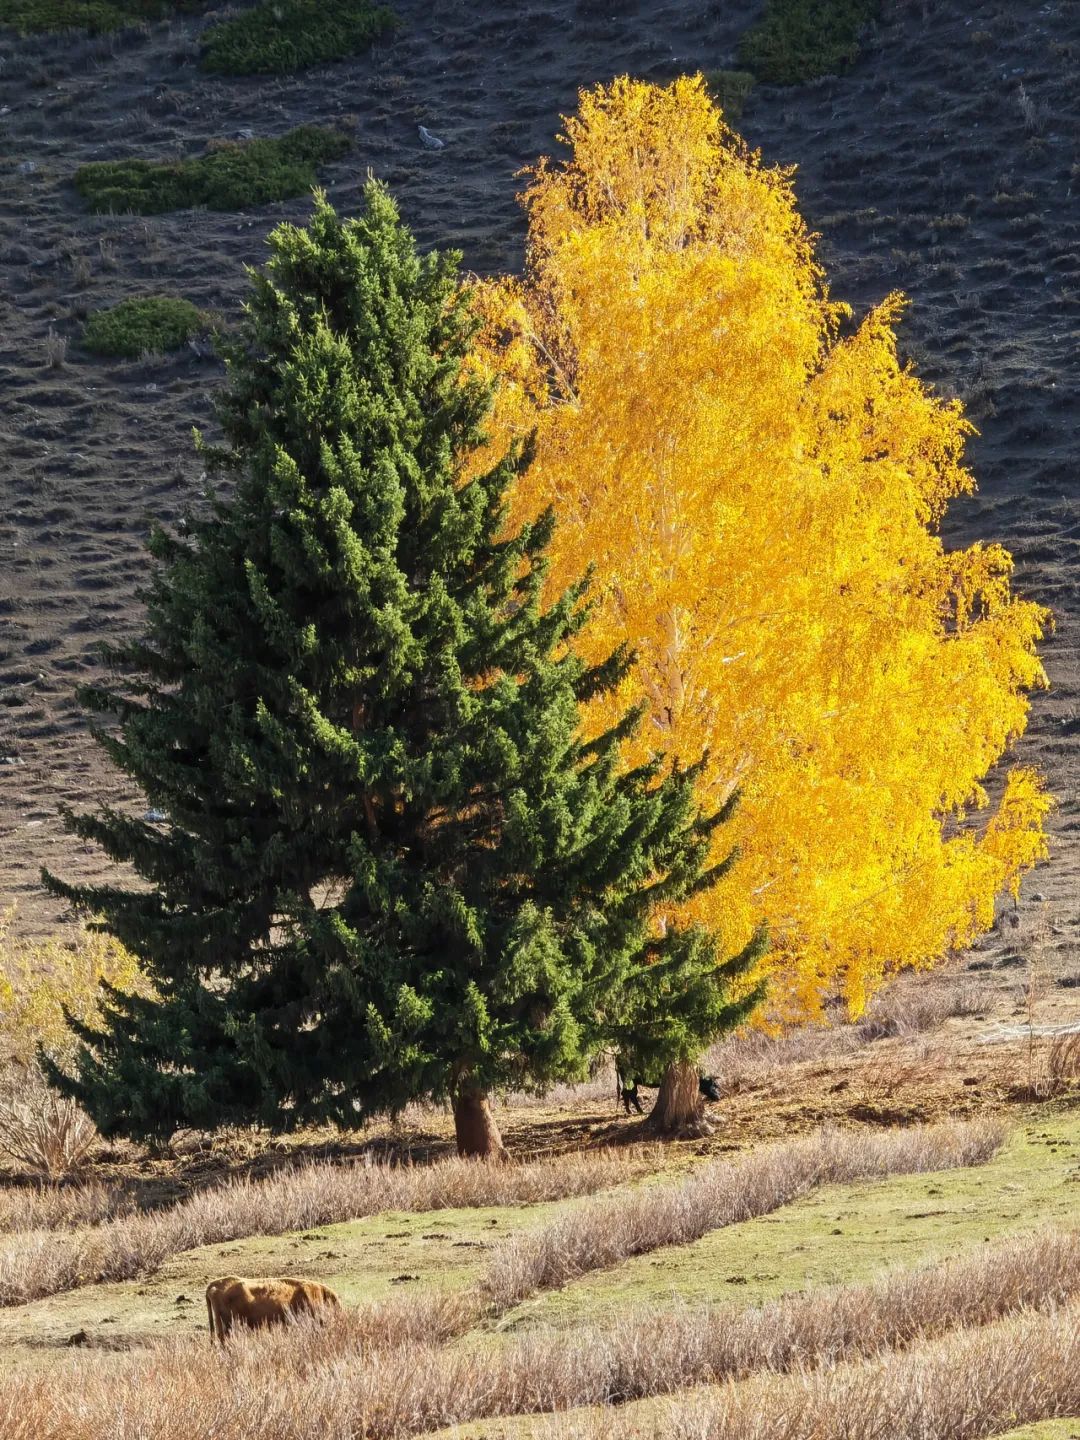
699,968,980,1098
343,1225,1080,1437
0,1205,1072,1440
617,1299,1080,1440
0,1084,97,1180
480,1119,1004,1312
0,1177,125,1233
0,1146,657,1307
1046,1030,1080,1096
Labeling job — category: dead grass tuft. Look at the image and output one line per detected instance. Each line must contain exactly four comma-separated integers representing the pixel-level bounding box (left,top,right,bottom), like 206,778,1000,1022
0,1177,123,1233
0,1080,97,1180
627,1299,1080,1440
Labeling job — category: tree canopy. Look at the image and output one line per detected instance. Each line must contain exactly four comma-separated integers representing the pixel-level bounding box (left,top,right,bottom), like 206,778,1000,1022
471,75,1051,1020
44,185,764,1153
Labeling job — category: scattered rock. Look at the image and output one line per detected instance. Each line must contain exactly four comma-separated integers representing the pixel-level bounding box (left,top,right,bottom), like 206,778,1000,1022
16,160,36,175
143,808,167,823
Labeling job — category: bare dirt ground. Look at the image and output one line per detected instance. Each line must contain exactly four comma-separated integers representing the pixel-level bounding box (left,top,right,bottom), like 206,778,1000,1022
0,0,1076,1000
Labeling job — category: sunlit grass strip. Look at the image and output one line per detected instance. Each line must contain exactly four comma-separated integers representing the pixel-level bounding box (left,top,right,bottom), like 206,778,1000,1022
480,1118,1005,1311
605,1300,1080,1440
0,1179,125,1234
0,1146,658,1306
201,0,396,76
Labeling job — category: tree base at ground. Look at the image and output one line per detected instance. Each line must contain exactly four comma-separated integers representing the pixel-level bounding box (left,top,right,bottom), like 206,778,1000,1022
641,1059,714,1139
453,1087,507,1159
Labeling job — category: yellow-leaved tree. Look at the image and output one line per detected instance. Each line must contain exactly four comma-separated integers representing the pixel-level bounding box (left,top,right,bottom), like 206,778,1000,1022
471,76,1050,1125
0,906,147,1069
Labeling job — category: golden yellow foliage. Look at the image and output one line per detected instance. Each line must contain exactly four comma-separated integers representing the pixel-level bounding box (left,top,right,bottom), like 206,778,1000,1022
0,907,148,1064
471,75,1051,1019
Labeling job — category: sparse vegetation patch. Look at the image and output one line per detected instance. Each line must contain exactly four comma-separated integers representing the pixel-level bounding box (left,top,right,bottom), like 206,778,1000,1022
738,0,881,85
82,296,206,358
0,0,202,34
703,69,755,121
200,0,396,76
73,127,349,215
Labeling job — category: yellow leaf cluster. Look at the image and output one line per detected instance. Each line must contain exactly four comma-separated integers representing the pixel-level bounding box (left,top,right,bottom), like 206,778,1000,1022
469,76,1051,1020
0,907,148,1065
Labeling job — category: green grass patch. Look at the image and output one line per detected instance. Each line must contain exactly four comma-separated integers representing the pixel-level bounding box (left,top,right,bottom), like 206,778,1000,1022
495,1111,1080,1334
703,68,756,122
738,0,880,86
0,0,203,34
200,0,396,76
74,126,349,214
82,296,206,358
997,1427,1080,1440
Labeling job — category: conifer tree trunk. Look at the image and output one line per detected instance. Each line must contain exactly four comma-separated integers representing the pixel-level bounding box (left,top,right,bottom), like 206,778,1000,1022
645,1059,711,1137
453,1082,506,1159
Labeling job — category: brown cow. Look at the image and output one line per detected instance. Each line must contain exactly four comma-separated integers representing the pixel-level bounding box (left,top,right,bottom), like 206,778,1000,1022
205,1275,340,1343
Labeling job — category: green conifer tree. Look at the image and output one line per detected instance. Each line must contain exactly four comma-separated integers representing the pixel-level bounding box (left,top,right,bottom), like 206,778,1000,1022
44,187,765,1155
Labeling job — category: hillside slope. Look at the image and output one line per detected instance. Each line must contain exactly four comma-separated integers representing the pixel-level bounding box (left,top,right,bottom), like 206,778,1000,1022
1,0,1076,953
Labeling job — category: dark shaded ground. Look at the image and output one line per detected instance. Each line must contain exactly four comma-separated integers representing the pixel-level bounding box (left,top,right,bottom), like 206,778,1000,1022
0,0,1076,957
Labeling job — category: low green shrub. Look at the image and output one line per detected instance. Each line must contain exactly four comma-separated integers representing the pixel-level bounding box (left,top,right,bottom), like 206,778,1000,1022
201,0,396,76
738,0,880,86
82,295,206,357
0,0,203,34
703,69,756,122
74,126,350,214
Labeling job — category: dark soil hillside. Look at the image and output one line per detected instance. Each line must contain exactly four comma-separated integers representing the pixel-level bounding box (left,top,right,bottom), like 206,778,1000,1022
1,0,1076,965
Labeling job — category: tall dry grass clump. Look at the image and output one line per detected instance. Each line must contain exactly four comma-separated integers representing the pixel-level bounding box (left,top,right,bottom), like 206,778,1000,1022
626,1299,1080,1440
0,1145,656,1306
0,1083,97,1180
481,1118,1004,1311
0,1178,125,1234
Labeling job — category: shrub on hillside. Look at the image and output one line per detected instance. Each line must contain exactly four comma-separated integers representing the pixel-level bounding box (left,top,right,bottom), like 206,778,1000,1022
82,296,207,358
738,0,880,85
74,126,349,215
0,0,203,33
0,907,147,1066
201,0,396,76
703,68,755,121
